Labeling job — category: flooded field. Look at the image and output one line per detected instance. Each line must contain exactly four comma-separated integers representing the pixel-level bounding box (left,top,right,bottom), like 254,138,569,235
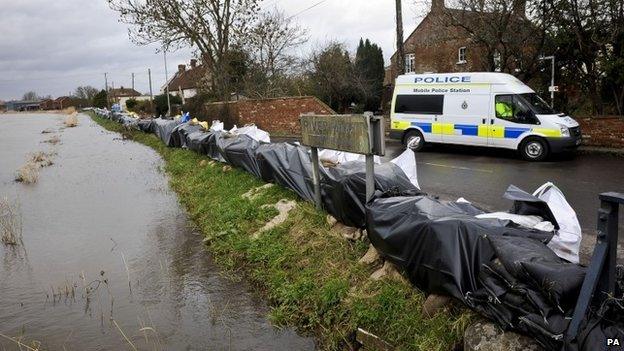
0,113,315,350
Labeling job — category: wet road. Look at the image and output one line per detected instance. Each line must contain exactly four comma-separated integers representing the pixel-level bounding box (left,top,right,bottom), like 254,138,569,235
0,113,314,350
383,140,624,242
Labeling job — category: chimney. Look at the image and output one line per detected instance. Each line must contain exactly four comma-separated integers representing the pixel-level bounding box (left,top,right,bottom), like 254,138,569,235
190,59,197,68
431,0,445,12
513,0,526,16
178,64,186,73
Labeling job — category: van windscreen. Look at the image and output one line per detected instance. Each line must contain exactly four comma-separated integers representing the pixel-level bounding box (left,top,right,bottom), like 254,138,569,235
394,95,444,114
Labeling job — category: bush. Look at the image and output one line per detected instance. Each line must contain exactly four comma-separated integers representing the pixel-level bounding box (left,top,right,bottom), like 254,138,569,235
154,93,182,117
125,98,138,111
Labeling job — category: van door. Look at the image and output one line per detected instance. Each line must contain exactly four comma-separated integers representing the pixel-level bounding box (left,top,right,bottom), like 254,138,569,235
488,94,535,148
393,94,443,142
442,94,490,146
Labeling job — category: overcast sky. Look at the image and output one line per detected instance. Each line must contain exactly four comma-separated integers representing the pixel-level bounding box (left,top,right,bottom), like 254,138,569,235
0,0,426,101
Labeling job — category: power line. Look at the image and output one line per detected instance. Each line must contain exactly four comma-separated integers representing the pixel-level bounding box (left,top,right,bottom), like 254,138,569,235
286,0,327,20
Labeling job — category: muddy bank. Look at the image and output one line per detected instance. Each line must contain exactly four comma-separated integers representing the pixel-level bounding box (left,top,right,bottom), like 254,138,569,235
0,113,314,350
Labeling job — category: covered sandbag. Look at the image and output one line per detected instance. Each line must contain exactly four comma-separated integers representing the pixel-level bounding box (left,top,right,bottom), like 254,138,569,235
216,134,263,178
365,194,553,301
153,118,182,146
170,123,203,148
137,119,156,133
321,161,421,228
186,131,212,155
255,143,316,201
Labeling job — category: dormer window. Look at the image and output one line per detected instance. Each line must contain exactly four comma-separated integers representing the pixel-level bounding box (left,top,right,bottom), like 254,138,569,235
457,47,467,64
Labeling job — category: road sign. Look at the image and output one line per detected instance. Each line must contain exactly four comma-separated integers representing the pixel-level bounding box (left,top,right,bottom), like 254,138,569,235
300,113,386,208
549,85,559,92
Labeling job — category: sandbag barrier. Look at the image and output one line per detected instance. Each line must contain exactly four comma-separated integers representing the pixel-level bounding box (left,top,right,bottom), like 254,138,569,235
91,109,623,350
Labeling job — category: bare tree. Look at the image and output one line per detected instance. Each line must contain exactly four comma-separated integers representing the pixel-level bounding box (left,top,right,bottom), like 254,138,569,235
244,9,307,78
440,0,550,80
239,9,308,98
22,91,39,101
108,0,261,100
74,86,99,101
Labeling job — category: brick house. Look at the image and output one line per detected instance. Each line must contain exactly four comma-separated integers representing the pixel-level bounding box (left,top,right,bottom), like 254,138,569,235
54,96,73,110
384,0,529,89
163,59,209,104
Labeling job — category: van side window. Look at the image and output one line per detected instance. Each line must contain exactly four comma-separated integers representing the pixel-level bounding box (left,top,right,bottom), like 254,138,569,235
394,95,444,114
495,95,537,124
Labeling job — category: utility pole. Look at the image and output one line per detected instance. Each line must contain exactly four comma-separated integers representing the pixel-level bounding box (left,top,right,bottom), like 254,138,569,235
395,0,405,75
148,68,154,110
163,48,171,117
104,72,109,109
131,72,135,91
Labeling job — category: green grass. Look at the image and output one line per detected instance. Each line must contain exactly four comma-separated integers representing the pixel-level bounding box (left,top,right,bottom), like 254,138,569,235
87,112,474,350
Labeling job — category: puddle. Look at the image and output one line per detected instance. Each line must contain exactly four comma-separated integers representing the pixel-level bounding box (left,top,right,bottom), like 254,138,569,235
0,113,315,350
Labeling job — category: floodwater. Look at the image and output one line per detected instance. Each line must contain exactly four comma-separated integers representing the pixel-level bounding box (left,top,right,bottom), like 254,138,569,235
0,113,315,350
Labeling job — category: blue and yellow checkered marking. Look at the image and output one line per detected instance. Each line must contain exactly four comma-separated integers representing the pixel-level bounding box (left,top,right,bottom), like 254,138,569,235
392,120,548,139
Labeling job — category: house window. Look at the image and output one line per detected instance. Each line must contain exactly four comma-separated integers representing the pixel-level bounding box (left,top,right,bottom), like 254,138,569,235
405,53,415,73
493,50,502,72
457,47,467,64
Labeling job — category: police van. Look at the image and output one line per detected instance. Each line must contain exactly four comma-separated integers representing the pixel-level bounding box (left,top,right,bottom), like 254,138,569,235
389,72,582,161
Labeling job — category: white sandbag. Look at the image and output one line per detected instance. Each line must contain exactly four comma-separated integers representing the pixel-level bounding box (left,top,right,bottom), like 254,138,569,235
231,124,270,143
476,212,555,232
533,182,582,264
318,149,382,165
390,149,420,189
210,120,224,132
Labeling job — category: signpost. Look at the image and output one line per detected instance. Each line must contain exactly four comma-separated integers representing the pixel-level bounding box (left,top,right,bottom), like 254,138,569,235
300,113,385,209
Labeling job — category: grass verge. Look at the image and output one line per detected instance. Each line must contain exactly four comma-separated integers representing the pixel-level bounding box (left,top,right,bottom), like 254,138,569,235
87,112,474,350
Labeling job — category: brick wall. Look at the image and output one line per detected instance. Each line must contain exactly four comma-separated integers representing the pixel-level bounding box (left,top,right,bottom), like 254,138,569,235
578,117,624,148
202,96,335,135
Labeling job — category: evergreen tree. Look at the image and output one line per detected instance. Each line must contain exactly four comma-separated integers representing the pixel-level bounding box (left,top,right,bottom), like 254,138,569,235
354,38,384,111
92,90,108,108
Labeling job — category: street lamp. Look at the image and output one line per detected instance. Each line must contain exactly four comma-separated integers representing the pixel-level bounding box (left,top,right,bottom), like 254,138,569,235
539,55,555,108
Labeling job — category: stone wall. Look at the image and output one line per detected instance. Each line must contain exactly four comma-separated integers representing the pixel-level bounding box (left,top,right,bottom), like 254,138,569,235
578,116,624,148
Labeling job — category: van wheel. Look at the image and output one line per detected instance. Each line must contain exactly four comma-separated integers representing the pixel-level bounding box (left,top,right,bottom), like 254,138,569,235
404,130,425,151
520,137,549,161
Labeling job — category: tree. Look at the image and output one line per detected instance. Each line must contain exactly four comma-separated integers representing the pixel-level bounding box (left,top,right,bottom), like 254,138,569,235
354,39,385,111
22,91,39,101
108,0,261,101
154,93,182,116
92,90,108,108
308,43,358,112
125,98,138,111
540,0,624,114
240,9,308,98
74,86,99,102
441,0,549,81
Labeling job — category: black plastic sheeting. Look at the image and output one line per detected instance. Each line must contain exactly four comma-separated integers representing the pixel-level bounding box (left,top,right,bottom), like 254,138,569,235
153,118,182,146
322,162,421,227
255,142,317,201
364,188,597,350
170,123,203,148
216,134,263,178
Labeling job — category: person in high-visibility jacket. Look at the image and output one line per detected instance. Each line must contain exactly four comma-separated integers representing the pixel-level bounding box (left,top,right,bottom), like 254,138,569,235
496,100,514,118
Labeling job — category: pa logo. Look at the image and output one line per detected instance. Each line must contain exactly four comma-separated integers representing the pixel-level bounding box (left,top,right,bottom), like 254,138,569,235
607,338,621,346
